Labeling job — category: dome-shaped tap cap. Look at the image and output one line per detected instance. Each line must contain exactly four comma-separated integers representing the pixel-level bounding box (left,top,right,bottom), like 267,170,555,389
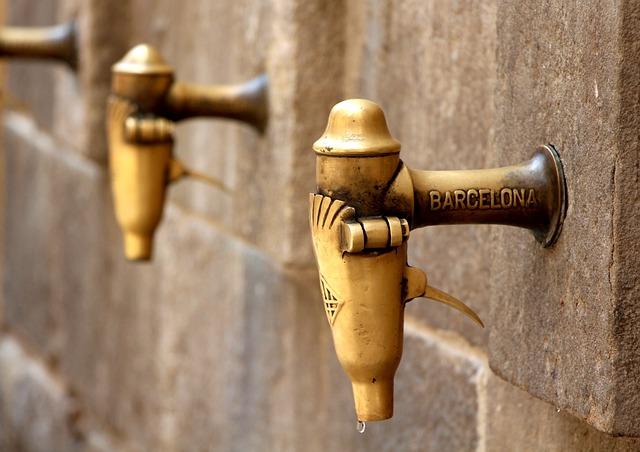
313,99,400,156
112,44,173,76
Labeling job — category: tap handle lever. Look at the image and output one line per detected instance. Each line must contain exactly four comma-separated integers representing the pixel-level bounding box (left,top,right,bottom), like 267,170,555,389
403,265,484,327
167,158,229,192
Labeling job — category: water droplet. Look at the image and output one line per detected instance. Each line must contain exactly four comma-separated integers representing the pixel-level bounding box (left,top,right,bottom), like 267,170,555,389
357,420,366,434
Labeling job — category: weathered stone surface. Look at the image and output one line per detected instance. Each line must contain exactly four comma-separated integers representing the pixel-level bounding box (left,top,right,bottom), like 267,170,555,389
2,111,110,358
341,0,497,347
2,114,188,449
0,336,136,452
0,112,151,448
0,336,81,452
81,206,337,451
489,1,640,435
610,0,640,437
486,372,640,451
156,244,322,452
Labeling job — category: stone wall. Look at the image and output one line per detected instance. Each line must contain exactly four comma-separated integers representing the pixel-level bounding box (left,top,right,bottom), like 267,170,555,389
0,1,639,451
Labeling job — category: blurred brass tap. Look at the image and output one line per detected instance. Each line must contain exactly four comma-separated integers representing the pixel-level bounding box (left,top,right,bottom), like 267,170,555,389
0,21,77,69
107,44,268,261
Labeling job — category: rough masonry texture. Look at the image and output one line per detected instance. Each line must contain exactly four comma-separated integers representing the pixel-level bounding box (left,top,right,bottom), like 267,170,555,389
1,0,639,451
490,0,640,436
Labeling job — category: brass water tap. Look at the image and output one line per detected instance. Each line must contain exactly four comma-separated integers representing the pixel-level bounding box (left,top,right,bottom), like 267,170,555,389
309,99,567,423
107,44,268,261
0,22,77,69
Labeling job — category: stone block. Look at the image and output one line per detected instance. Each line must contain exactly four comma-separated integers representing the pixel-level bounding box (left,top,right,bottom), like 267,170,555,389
0,336,134,452
2,111,110,358
485,372,640,451
0,336,80,452
489,1,640,435
0,112,151,448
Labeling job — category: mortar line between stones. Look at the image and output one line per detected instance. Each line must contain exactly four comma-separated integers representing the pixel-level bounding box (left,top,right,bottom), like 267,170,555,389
0,331,139,451
3,109,100,177
2,101,75,152
168,200,319,274
404,319,489,451
0,327,69,389
475,361,488,452
404,317,488,366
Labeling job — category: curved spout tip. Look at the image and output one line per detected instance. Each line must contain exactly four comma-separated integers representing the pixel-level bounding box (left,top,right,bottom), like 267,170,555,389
352,379,394,422
123,233,153,261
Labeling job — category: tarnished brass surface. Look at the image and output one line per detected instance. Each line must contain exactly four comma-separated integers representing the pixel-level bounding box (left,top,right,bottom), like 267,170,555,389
410,145,566,246
166,78,268,132
108,44,268,260
0,22,77,69
309,99,567,422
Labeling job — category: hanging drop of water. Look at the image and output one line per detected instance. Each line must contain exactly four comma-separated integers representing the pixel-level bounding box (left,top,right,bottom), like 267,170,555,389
357,420,366,434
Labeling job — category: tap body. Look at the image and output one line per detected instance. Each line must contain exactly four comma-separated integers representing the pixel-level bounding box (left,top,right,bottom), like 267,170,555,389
107,44,268,260
309,99,566,421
